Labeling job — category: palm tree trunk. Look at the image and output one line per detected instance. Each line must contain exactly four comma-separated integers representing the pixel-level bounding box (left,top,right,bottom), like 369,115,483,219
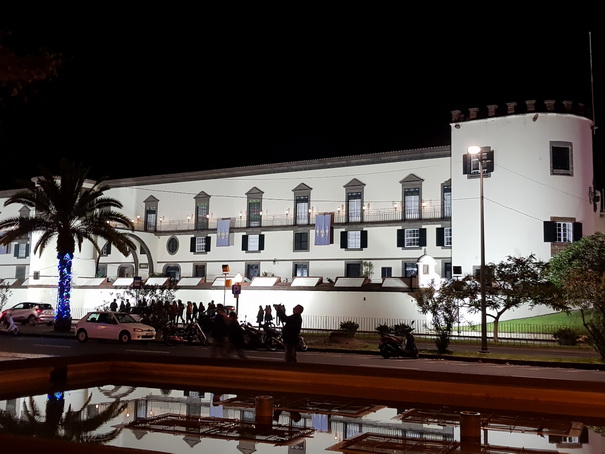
54,252,73,332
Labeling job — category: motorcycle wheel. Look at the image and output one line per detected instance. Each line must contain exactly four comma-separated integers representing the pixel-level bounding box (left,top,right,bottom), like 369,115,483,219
266,337,279,351
379,346,392,359
298,337,308,352
197,333,209,346
163,332,177,346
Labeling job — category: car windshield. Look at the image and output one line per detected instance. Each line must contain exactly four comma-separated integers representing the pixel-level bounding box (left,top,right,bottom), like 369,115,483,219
115,313,137,323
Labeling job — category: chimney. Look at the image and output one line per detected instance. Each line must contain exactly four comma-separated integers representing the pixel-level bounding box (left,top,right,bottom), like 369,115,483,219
545,100,556,111
451,110,462,122
526,100,536,112
487,105,498,117
506,102,517,114
468,107,479,119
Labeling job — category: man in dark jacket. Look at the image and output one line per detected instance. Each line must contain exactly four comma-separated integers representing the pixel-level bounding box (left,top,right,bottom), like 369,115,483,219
276,304,304,362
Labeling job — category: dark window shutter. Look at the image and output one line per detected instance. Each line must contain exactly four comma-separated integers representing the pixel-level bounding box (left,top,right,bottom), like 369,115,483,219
190,237,196,252
104,243,111,255
485,150,495,173
436,227,444,246
13,245,18,258
396,229,404,247
340,231,347,249
419,228,427,247
543,221,556,242
259,234,265,250
360,230,368,248
205,236,211,252
462,154,472,175
242,235,248,251
573,222,583,241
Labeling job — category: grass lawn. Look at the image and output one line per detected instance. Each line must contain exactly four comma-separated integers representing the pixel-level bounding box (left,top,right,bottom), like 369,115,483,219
490,310,586,330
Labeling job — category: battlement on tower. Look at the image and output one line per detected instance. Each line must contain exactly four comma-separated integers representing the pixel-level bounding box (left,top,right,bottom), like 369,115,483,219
451,99,591,123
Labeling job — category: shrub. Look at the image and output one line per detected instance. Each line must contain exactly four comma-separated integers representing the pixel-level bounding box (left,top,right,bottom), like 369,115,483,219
393,323,414,336
375,324,391,335
339,321,359,336
552,327,581,346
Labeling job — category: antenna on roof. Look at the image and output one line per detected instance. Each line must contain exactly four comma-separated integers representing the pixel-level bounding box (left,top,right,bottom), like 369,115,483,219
589,31,598,133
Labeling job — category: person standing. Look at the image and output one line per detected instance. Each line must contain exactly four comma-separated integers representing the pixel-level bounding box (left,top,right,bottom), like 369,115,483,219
192,302,198,323
177,300,185,325
226,311,247,359
276,304,304,363
264,304,273,325
186,301,193,323
109,299,118,312
210,304,229,358
256,305,264,328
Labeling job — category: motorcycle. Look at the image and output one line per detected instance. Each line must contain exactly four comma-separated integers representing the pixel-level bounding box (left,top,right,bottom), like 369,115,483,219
263,322,308,352
0,312,19,336
162,321,209,346
379,324,418,359
240,322,266,350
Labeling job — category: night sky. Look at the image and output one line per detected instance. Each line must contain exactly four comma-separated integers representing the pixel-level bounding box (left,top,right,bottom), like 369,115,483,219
0,11,601,190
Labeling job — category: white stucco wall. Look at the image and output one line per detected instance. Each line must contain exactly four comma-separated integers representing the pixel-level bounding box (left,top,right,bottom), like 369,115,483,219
451,113,598,276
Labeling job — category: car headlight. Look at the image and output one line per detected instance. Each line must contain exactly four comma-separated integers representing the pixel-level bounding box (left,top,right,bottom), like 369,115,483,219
132,328,143,332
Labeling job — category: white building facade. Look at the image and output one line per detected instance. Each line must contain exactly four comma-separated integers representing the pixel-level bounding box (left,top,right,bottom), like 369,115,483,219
0,100,602,325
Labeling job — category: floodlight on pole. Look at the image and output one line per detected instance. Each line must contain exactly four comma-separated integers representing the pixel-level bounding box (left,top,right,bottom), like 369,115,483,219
467,146,489,354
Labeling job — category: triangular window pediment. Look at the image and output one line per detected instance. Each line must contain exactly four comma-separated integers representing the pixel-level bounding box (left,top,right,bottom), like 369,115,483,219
399,174,424,184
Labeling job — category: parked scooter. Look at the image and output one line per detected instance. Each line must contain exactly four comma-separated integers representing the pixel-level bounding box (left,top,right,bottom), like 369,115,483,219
379,323,418,359
0,312,19,336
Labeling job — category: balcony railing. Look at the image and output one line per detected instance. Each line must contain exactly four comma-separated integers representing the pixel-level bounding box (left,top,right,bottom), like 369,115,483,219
129,204,450,232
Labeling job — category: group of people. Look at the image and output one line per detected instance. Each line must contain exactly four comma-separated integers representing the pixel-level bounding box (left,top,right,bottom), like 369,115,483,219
108,297,304,363
253,303,304,362
212,303,304,362
209,303,248,360
255,304,285,327
109,298,216,326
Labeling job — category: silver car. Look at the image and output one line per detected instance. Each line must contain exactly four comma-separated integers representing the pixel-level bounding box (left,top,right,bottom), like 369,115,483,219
1,302,55,325
75,311,156,344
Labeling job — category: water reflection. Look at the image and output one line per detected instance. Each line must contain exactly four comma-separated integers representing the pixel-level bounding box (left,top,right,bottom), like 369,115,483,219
1,384,604,453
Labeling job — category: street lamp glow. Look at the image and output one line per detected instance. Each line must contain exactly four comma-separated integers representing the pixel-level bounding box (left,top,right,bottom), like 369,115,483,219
467,146,489,354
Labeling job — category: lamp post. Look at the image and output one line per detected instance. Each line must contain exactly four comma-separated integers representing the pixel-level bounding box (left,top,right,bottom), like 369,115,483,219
467,146,489,353
222,264,230,306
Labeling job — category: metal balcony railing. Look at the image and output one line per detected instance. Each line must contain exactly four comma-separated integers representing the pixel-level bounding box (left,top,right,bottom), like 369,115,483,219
128,204,450,232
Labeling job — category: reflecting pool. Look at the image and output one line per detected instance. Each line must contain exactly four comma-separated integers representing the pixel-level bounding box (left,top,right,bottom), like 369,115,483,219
1,384,604,453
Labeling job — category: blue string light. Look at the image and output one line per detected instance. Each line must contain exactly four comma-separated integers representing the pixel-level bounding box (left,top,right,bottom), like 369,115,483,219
56,252,73,323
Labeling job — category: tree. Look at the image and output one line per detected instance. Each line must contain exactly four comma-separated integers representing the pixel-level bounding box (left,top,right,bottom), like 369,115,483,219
462,254,562,341
547,232,605,359
0,283,11,312
362,261,374,279
0,392,126,444
0,160,136,331
412,279,465,353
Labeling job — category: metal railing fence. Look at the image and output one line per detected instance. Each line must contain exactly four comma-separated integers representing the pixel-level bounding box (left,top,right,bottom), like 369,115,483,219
300,316,578,346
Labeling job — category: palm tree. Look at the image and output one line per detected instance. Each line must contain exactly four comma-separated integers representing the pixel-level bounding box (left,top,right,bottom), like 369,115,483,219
0,392,127,444
0,159,136,331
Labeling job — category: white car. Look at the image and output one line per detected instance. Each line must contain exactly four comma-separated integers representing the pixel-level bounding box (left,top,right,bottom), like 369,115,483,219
1,302,55,326
75,311,156,344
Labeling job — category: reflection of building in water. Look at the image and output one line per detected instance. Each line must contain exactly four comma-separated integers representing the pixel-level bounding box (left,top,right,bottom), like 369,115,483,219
0,386,596,453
